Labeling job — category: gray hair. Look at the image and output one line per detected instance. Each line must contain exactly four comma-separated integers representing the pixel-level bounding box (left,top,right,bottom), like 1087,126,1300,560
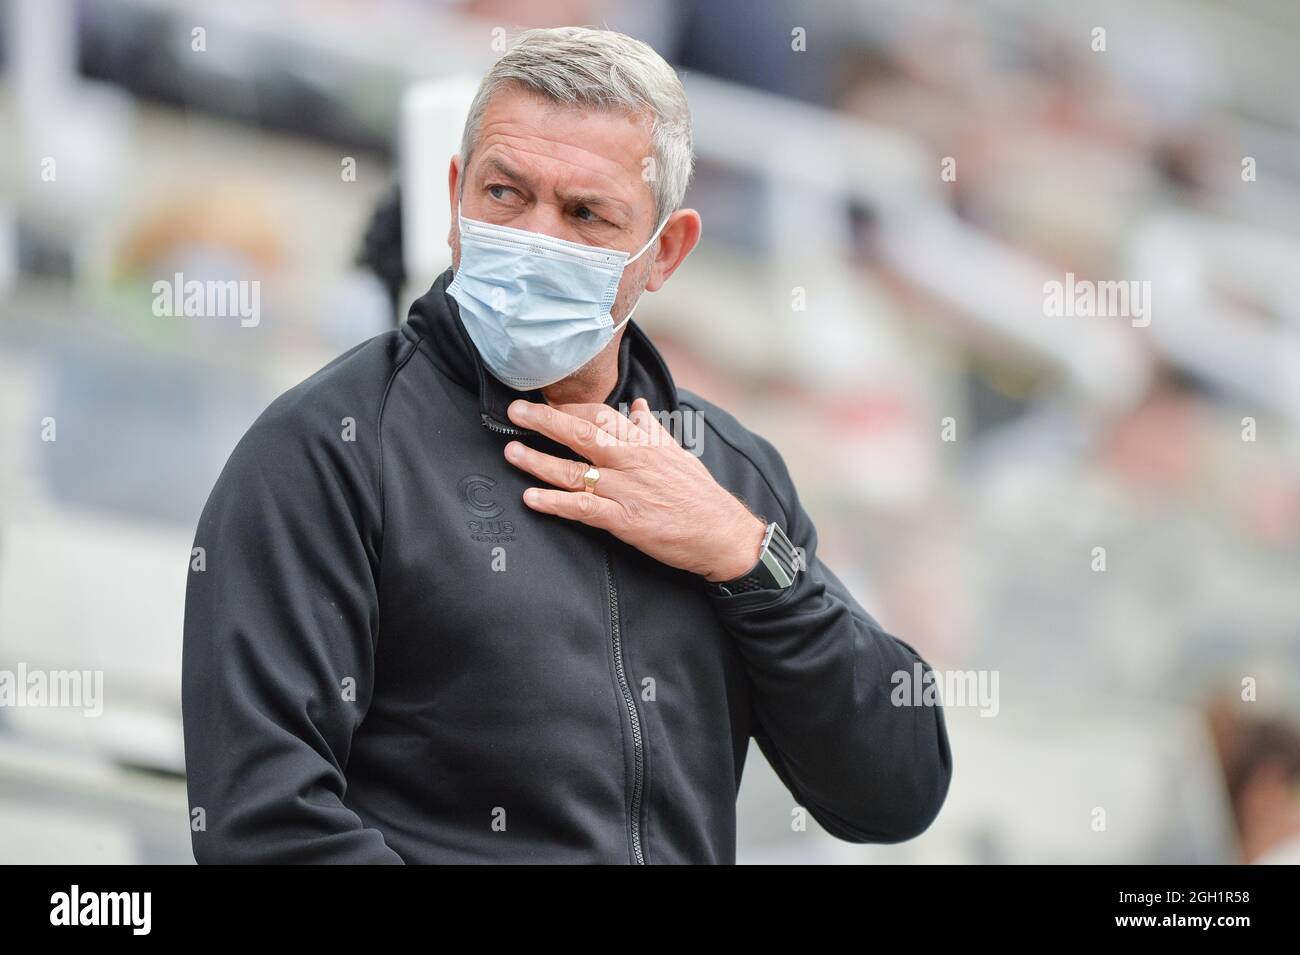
459,27,694,223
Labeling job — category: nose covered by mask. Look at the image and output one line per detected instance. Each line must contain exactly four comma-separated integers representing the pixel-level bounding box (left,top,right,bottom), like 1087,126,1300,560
447,201,669,391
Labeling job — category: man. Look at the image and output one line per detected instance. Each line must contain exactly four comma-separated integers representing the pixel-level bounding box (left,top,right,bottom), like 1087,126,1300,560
182,26,951,864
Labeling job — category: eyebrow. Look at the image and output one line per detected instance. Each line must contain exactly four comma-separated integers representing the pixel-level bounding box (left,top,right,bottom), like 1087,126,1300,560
482,156,528,187
480,157,632,220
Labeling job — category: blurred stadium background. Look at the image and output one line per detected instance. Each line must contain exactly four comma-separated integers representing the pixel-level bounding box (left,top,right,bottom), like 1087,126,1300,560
1,0,1298,864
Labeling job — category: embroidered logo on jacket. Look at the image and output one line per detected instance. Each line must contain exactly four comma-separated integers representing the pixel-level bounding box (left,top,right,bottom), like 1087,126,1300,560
459,474,515,542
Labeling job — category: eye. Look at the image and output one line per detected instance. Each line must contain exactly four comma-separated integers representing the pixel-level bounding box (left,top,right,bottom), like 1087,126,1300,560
487,184,514,201
573,205,605,224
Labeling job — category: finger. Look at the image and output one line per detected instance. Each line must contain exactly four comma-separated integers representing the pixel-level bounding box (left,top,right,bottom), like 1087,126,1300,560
505,441,624,495
629,396,676,448
507,400,611,460
553,402,649,447
523,487,619,529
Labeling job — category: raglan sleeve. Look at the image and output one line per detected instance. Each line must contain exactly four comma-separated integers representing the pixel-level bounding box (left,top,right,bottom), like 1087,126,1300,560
181,400,405,864
709,430,953,844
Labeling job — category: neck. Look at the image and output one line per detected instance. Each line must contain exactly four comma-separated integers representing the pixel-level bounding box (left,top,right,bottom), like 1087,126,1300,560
540,328,626,407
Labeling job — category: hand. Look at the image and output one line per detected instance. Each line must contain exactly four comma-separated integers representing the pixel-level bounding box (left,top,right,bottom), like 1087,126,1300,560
504,398,766,582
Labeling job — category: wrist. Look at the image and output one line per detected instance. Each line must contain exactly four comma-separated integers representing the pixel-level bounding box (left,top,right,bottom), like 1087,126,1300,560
704,514,767,583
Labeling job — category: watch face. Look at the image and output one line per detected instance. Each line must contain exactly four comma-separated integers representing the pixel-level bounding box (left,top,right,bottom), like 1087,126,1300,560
760,523,798,589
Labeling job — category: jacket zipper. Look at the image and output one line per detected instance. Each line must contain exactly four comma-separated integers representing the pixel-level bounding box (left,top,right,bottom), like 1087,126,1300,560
604,548,646,864
480,413,646,862
481,412,528,436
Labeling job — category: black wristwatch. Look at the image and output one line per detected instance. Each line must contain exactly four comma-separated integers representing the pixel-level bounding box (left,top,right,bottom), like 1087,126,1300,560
711,521,800,596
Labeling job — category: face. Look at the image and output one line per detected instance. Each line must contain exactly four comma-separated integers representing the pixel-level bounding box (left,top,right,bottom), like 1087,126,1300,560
448,86,699,336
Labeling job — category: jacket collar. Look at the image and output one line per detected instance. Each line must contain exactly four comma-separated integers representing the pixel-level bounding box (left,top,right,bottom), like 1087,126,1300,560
404,268,681,437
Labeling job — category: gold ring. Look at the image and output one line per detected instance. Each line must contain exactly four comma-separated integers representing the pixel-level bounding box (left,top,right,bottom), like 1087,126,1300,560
582,465,600,493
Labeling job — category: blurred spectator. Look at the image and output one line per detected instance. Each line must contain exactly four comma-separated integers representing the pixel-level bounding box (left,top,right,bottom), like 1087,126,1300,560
1208,700,1300,864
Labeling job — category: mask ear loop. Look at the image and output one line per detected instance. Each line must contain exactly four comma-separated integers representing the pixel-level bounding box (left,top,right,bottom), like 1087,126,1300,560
627,213,671,265
611,293,647,334
613,214,671,332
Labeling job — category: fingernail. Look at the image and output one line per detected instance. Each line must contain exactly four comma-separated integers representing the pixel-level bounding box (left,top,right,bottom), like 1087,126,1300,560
524,488,540,505
504,442,522,461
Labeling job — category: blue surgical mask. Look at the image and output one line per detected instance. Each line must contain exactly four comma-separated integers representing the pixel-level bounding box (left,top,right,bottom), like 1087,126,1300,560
447,201,669,390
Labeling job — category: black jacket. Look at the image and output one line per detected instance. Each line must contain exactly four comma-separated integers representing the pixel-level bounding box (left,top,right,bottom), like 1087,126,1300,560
181,269,952,864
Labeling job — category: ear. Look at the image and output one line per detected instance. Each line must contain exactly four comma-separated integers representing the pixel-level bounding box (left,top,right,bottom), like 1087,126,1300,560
447,155,463,248
644,209,702,292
